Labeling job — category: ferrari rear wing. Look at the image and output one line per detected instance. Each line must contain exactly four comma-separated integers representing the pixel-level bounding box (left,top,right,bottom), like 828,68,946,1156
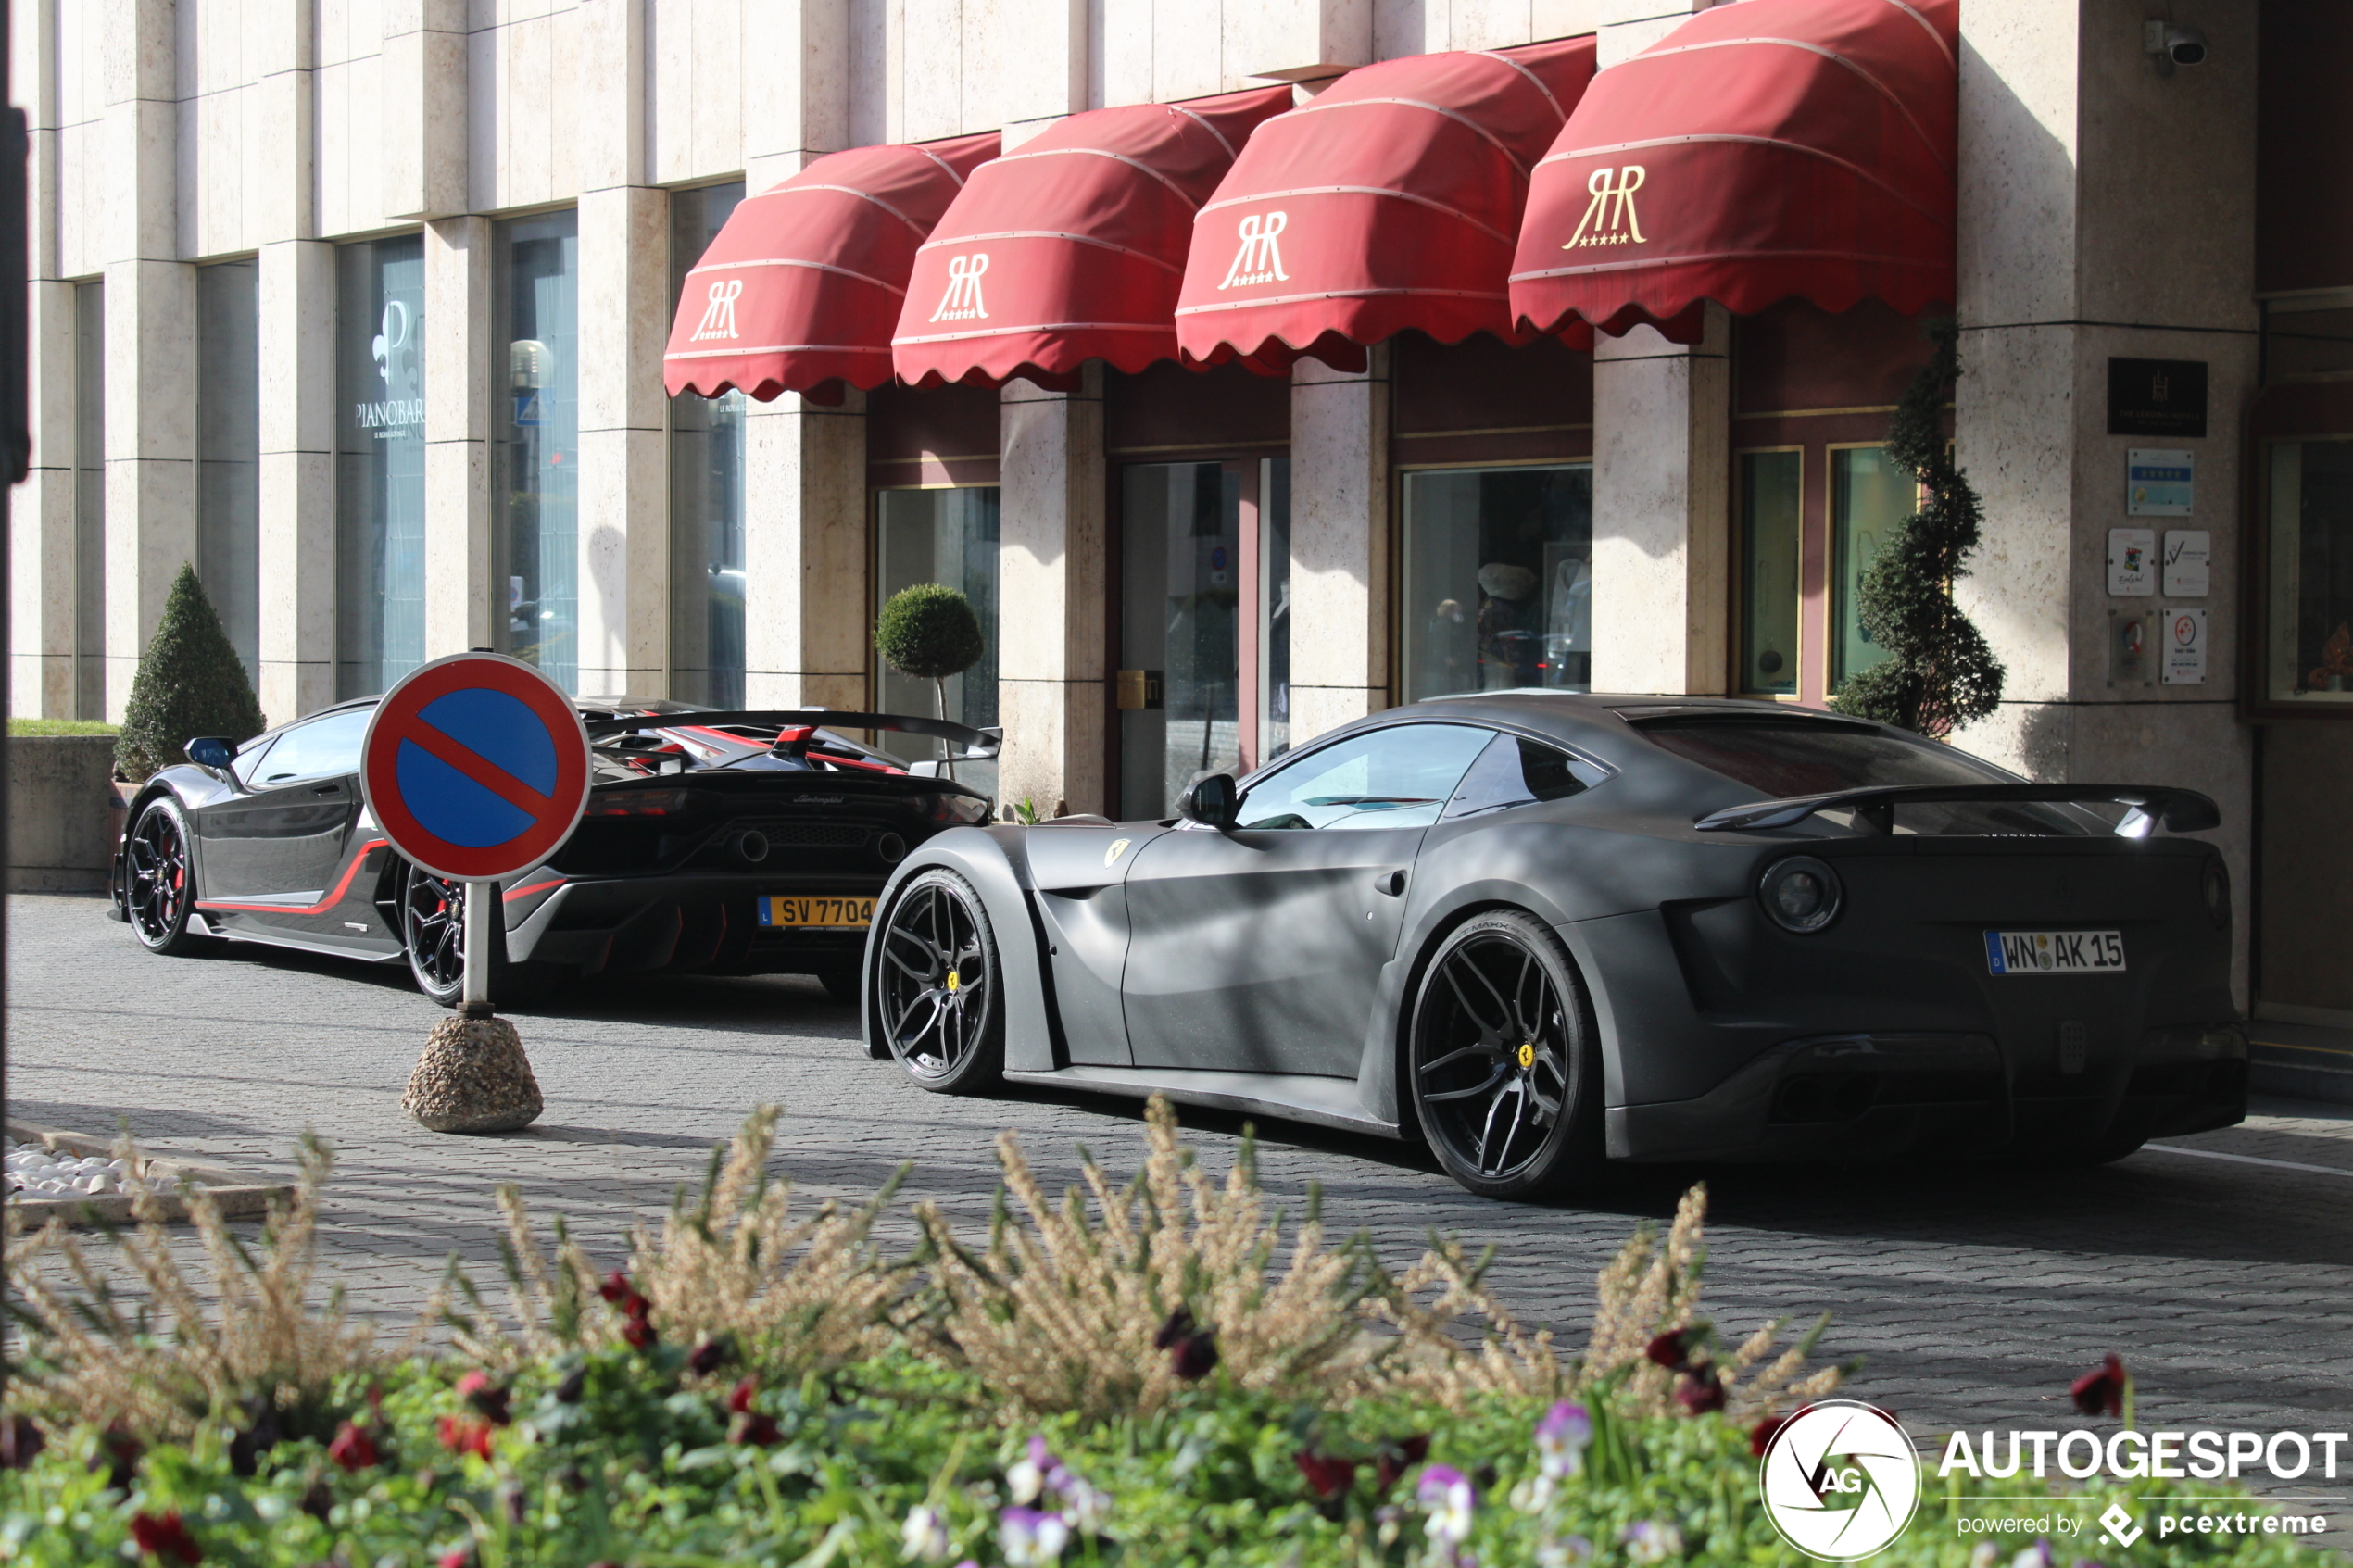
1692,783,2221,834
583,709,1001,759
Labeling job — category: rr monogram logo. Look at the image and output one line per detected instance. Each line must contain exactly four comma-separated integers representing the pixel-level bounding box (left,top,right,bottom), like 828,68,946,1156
1563,165,1647,248
690,278,744,341
1218,210,1290,289
930,253,990,321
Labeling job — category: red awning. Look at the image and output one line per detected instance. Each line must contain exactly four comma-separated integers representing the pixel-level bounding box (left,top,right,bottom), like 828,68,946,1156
891,87,1293,389
1175,39,1597,374
1509,0,1956,343
663,132,1000,406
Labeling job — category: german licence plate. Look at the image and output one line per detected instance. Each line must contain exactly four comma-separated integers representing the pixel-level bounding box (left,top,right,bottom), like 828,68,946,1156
1983,930,2125,975
759,896,875,930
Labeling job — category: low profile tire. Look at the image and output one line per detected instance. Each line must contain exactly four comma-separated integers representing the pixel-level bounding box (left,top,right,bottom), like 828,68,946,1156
121,797,218,957
872,867,1003,1093
1408,909,1604,1201
398,864,555,1009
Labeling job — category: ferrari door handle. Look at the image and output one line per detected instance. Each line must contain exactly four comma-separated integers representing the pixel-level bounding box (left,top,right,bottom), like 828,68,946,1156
1375,869,1407,897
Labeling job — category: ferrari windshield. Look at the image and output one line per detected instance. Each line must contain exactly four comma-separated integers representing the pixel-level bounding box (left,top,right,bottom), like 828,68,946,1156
1634,717,2099,836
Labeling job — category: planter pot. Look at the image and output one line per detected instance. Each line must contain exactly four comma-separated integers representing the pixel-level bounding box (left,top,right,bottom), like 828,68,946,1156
6,735,122,893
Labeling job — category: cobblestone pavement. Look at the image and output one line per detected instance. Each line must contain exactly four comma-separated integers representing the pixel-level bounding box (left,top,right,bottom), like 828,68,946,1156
11,892,2353,1533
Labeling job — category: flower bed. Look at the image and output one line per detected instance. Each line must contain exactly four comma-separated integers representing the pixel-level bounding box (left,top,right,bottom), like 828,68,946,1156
0,1103,2328,1566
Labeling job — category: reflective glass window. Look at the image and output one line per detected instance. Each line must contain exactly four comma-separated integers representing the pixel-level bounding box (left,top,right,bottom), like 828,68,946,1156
1739,449,1801,695
1400,465,1592,703
1237,722,1492,832
875,485,1001,747
1120,462,1241,819
251,708,371,784
1443,732,1601,819
335,235,427,700
497,211,580,690
1831,445,1910,691
668,183,748,707
1260,457,1291,762
74,281,105,719
2267,438,2353,705
196,259,260,684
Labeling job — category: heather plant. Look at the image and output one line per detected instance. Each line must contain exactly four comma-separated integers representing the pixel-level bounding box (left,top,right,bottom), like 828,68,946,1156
4,1133,376,1441
113,562,266,781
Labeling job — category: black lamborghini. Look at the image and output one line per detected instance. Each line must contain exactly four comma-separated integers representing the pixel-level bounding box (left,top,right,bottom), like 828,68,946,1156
110,699,996,1005
860,693,2246,1198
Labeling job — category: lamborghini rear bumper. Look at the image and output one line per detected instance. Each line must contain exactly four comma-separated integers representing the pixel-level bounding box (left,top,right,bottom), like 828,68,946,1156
503,873,879,977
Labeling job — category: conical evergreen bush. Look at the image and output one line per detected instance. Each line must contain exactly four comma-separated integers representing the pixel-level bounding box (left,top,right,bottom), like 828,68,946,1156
114,563,266,781
1830,321,2006,737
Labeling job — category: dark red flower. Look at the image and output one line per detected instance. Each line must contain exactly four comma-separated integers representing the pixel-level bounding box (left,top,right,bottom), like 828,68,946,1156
2070,1353,2128,1418
727,1376,759,1414
0,1415,44,1470
598,1271,631,1304
1171,1329,1221,1380
1750,1412,1793,1458
456,1371,512,1426
436,1548,475,1568
327,1421,380,1472
1646,1328,1702,1371
731,1411,782,1448
435,1415,493,1461
688,1336,735,1376
130,1511,201,1565
621,1302,657,1351
297,1478,334,1522
1154,1309,1198,1349
1373,1434,1430,1492
93,1422,144,1489
554,1366,588,1404
1674,1367,1727,1414
1295,1449,1358,1501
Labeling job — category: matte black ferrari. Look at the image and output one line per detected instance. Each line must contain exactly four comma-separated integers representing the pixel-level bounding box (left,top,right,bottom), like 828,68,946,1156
110,700,996,1005
860,693,2246,1198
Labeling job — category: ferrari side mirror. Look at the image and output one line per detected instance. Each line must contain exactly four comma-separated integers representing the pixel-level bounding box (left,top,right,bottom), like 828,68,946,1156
186,736,233,771
1177,771,1239,829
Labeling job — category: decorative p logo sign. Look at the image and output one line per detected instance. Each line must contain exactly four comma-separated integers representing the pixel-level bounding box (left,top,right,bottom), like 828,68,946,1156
1563,165,1647,248
1218,210,1290,289
691,278,744,341
930,253,990,321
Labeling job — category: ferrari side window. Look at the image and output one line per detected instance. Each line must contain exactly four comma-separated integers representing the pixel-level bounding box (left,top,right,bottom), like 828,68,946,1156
1443,734,1603,819
1236,723,1491,832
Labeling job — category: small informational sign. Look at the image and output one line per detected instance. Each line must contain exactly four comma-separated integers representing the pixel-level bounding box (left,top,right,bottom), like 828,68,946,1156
514,391,543,427
2108,528,2157,596
2161,529,2210,596
2163,608,2208,685
2128,449,2194,516
2108,358,2208,438
2109,612,2148,684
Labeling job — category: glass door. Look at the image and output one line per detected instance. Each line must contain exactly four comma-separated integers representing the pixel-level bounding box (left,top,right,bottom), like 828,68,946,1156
1120,462,1239,820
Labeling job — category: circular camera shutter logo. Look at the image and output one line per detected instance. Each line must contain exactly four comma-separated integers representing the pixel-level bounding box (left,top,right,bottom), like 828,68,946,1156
1757,1400,1921,1562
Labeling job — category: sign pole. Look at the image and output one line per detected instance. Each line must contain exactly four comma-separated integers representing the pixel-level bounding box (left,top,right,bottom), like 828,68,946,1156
462,880,494,1016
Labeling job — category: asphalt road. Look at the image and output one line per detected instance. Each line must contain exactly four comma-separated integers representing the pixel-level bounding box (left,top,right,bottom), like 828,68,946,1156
9,891,2352,1531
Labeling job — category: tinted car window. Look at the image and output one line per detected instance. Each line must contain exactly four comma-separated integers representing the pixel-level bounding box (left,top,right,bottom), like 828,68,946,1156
1239,723,1491,831
1443,733,1604,819
252,709,371,784
1636,718,2094,836
232,735,278,787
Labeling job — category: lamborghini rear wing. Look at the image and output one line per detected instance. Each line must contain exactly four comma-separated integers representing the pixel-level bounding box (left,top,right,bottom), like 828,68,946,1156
583,709,1001,759
1692,783,2221,834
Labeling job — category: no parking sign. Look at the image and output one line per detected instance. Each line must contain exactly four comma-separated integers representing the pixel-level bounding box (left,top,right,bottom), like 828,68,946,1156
360,653,592,882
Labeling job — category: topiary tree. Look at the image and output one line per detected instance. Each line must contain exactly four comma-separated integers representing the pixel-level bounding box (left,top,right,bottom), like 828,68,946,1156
1830,320,2006,737
115,563,267,781
875,583,985,723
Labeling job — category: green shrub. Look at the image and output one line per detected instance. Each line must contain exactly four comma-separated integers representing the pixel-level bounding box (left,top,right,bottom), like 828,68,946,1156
875,582,985,721
6,717,118,735
113,563,265,781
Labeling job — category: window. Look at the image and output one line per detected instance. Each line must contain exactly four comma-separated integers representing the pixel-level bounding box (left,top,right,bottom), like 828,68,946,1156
1831,445,1909,690
249,708,371,784
73,281,104,719
197,259,260,683
497,211,580,690
2266,438,2353,705
1121,461,1241,818
1738,450,1801,695
668,183,748,707
1400,465,1592,704
1260,457,1292,762
335,235,427,700
1442,732,1604,819
1236,722,1491,832
875,486,1000,746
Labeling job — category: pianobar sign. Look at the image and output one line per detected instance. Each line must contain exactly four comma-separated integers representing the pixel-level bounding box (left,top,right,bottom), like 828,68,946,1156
359,652,592,883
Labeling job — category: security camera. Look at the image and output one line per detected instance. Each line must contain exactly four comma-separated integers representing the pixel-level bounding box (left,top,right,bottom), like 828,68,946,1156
2144,19,2208,74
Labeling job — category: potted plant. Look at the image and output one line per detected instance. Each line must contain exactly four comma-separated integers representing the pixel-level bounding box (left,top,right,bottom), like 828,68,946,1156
874,583,985,781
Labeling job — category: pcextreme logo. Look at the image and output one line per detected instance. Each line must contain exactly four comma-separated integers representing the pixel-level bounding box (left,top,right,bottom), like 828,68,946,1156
1563,164,1648,248
1757,1401,1923,1562
930,253,990,321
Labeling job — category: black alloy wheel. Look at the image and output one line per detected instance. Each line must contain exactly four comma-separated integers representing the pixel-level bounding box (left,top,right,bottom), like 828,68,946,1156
401,862,470,1006
123,797,215,956
1408,909,1602,1199
874,868,1002,1091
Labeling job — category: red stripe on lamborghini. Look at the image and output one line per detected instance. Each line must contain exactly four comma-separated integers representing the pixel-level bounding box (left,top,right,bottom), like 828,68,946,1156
197,838,391,915
503,878,566,903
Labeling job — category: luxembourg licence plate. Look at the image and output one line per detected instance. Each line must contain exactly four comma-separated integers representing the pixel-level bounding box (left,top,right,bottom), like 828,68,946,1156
1983,930,2125,975
759,896,875,930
